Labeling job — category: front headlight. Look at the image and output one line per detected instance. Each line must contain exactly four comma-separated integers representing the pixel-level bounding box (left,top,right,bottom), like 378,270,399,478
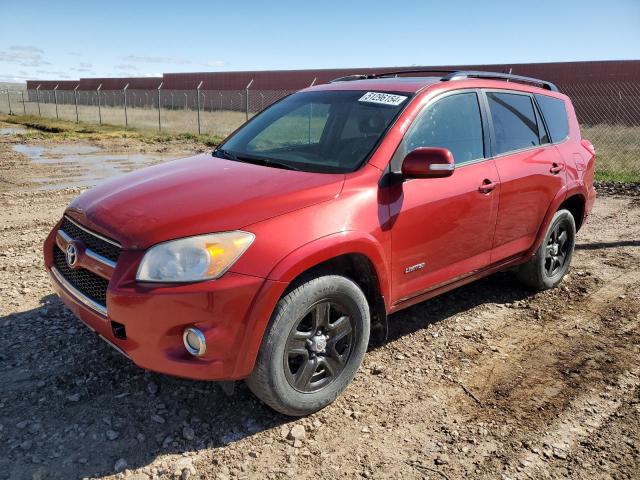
136,231,255,283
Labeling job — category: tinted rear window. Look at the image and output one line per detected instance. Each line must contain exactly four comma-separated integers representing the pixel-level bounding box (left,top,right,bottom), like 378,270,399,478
535,94,569,142
487,92,540,155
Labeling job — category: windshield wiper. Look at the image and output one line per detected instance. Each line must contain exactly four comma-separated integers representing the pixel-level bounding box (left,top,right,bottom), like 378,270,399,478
239,155,302,171
212,148,238,160
213,148,301,171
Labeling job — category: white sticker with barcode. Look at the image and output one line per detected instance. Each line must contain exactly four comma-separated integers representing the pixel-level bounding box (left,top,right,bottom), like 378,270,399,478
358,91,407,106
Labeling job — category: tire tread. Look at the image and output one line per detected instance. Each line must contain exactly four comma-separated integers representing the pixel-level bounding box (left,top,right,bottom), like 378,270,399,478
246,274,369,416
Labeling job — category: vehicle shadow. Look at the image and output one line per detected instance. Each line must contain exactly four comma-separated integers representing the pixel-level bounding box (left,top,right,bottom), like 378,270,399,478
576,240,640,250
379,271,534,346
1,272,535,478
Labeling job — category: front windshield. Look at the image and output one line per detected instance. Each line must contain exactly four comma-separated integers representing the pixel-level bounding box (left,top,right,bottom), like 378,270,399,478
215,90,411,173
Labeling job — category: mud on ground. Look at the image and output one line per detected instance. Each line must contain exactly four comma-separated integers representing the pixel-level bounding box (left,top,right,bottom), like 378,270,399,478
1,126,638,480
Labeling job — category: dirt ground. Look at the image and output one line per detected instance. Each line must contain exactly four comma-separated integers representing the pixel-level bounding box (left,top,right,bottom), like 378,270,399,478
1,123,639,480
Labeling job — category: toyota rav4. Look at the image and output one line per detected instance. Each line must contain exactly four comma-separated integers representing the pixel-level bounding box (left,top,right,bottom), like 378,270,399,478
44,70,596,416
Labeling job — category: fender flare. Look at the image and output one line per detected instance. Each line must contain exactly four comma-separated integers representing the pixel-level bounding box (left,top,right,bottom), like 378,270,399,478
230,231,391,378
526,185,586,257
267,230,391,302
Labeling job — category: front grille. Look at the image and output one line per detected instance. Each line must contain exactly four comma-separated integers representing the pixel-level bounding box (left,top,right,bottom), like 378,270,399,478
53,245,109,307
59,217,121,263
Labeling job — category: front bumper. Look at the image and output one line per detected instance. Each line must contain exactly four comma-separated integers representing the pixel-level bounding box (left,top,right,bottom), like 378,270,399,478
44,225,287,381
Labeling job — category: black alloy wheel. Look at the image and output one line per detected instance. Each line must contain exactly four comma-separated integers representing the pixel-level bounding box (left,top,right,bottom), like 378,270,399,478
246,274,370,416
516,209,576,290
544,222,571,277
284,300,355,393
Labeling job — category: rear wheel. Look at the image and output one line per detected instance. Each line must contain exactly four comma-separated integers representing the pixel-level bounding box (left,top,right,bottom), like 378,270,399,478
247,275,370,416
517,209,576,290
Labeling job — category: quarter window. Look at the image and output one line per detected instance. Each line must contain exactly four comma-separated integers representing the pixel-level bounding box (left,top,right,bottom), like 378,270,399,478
487,92,540,155
534,94,569,142
401,92,484,165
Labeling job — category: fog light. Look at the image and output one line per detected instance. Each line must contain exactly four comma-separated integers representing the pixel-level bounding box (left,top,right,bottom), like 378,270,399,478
183,327,206,356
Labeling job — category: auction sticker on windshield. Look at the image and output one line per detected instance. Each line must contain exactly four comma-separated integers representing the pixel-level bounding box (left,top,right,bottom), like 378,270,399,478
358,92,408,106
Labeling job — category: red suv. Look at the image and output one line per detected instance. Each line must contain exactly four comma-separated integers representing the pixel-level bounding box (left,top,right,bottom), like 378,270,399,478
44,70,596,416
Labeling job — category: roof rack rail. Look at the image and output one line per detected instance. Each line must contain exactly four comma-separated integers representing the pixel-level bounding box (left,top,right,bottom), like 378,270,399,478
329,74,374,83
329,69,456,83
328,69,559,91
374,69,457,78
441,70,559,92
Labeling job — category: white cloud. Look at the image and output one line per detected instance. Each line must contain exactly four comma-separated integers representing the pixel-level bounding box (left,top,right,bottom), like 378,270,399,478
0,73,31,83
121,54,226,69
34,70,74,78
114,64,138,71
11,45,44,54
122,55,193,65
0,45,50,67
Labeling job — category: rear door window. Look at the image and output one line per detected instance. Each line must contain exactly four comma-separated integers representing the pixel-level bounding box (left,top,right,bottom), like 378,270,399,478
534,94,569,142
486,92,540,155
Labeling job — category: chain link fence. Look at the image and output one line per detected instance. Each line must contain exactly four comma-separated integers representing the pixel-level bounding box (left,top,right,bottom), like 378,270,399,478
0,85,293,137
1,82,639,181
561,83,640,182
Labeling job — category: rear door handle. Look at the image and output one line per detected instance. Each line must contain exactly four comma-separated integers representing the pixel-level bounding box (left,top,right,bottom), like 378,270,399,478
550,163,565,174
478,179,498,194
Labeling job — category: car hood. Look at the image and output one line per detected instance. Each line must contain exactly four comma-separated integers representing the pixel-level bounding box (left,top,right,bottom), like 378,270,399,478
66,153,345,249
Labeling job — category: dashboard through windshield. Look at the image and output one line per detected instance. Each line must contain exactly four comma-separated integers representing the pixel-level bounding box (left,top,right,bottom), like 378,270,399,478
214,90,412,173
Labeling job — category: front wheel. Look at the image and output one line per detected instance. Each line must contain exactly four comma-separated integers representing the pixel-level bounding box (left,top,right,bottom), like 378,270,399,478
246,275,370,416
517,209,576,290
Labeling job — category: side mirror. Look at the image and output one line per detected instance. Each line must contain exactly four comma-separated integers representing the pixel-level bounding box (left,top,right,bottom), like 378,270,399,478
401,147,455,179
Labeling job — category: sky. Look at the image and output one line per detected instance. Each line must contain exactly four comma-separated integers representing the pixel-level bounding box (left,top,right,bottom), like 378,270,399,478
1,0,639,83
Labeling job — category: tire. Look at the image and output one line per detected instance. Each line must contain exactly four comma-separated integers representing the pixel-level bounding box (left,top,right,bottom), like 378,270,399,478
517,209,576,290
246,275,370,416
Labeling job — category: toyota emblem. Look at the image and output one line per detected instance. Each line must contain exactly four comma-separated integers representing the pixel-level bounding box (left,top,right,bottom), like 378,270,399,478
65,243,78,267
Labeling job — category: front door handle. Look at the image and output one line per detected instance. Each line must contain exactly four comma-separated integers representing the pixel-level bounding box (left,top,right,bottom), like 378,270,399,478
478,179,498,194
550,163,565,174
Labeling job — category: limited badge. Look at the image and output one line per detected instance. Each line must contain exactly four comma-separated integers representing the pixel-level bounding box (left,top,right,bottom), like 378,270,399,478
358,91,408,106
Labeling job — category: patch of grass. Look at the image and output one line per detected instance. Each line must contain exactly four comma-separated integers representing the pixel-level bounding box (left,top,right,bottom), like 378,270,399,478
4,113,639,182
595,170,640,183
0,114,223,146
582,124,640,183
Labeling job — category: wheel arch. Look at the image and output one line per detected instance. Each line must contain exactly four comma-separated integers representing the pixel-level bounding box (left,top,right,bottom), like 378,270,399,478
232,232,390,378
267,233,390,346
558,193,586,232
267,231,391,307
282,252,387,329
527,187,585,257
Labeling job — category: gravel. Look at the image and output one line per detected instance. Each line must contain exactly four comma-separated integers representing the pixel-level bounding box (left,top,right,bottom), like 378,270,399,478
1,127,639,479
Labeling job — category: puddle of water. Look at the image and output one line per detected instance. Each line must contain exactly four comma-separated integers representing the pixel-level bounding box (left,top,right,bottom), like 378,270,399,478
0,126,27,135
13,143,179,190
